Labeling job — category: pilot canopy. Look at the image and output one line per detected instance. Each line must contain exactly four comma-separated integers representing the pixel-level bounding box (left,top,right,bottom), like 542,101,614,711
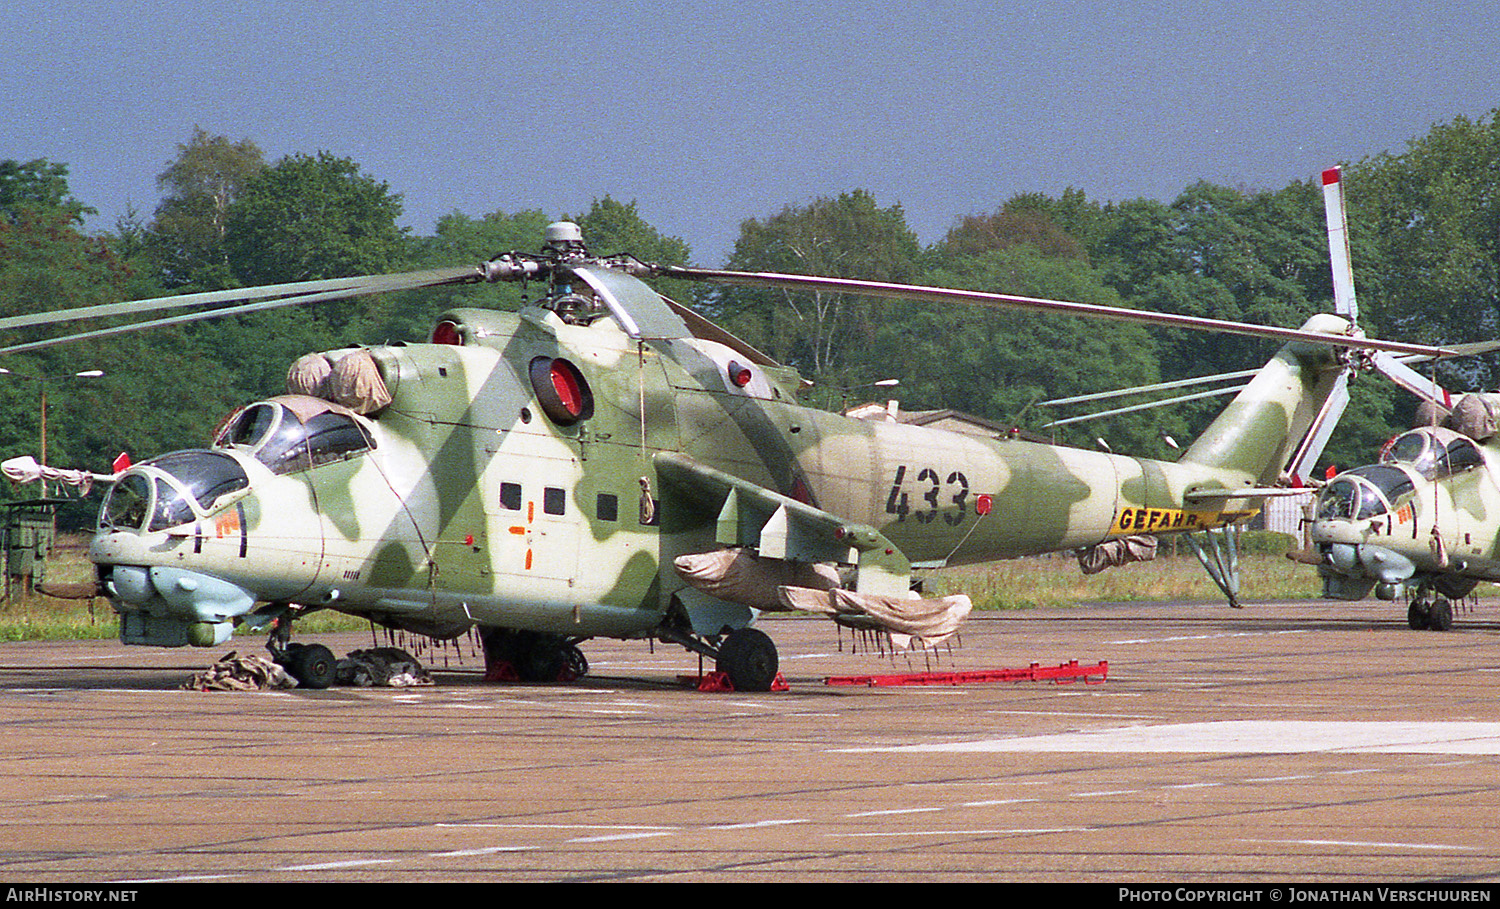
1379,426,1484,481
213,396,376,476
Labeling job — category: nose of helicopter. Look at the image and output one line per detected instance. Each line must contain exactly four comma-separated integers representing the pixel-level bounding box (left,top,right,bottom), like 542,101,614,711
91,450,267,647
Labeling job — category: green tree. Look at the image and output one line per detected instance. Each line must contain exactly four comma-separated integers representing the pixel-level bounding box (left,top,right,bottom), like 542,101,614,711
717,189,922,379
225,151,406,286
874,246,1172,454
147,127,265,289
568,196,695,303
371,208,554,343
0,159,92,225
930,202,1085,266
1350,110,1500,388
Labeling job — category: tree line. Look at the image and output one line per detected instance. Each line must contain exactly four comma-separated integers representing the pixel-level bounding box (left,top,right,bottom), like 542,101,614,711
2,111,1498,522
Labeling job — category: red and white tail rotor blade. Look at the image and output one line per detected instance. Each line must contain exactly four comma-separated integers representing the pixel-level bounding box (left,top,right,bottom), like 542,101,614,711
1373,351,1453,410
1285,371,1350,485
1322,167,1359,323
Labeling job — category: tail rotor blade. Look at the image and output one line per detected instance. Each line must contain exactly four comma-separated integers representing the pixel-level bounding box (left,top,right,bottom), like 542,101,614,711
1373,351,1453,409
1322,167,1359,323
1285,370,1350,484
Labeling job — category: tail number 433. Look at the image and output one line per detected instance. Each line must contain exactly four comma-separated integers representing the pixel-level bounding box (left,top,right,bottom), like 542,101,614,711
885,465,971,525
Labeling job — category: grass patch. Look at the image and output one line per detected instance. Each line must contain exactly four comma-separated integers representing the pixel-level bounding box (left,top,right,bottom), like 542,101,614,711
925,552,1321,610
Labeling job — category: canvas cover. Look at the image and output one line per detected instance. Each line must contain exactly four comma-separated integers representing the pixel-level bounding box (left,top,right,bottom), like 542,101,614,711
286,349,393,415
778,585,973,651
1077,534,1159,575
674,547,840,609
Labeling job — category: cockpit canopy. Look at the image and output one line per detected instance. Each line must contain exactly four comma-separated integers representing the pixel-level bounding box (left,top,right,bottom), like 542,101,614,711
1316,464,1416,522
100,450,250,532
1379,426,1484,481
213,396,375,475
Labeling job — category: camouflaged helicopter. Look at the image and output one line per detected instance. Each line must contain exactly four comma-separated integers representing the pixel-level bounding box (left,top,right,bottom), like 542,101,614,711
0,216,1454,690
1299,168,1500,632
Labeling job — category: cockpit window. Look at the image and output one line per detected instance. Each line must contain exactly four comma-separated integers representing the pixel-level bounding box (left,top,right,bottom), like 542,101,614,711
151,477,196,531
1317,465,1414,522
98,451,251,532
215,399,374,475
1381,427,1484,480
1317,478,1363,521
151,451,251,508
101,473,150,531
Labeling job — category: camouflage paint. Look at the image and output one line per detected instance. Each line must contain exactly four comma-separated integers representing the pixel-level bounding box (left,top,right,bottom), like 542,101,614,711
89,282,1354,647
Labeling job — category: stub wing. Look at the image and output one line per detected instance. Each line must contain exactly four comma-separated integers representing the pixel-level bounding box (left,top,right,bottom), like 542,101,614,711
654,452,970,649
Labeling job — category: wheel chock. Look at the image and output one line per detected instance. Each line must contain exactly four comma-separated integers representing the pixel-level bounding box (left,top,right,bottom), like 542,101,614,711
482,661,521,683
678,671,791,692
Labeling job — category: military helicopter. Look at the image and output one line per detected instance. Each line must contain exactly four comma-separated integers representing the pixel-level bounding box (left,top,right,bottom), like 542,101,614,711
1301,168,1500,632
0,213,1452,690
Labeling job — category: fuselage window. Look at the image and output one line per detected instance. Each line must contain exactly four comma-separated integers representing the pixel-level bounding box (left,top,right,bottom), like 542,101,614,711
597,493,618,522
543,487,567,516
500,482,522,511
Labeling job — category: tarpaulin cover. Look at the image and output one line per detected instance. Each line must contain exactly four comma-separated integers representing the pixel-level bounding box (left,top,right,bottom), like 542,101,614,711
778,585,972,651
286,349,392,415
1077,534,1159,575
674,547,840,609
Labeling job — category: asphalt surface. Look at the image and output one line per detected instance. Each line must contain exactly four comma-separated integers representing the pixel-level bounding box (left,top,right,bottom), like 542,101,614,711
5,599,1500,883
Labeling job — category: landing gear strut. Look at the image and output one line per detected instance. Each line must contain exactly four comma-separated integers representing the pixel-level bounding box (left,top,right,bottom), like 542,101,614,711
656,621,783,692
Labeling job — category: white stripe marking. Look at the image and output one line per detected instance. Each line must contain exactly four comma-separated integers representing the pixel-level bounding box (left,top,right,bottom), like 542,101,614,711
832,827,1093,838
846,807,944,818
707,819,810,830
276,859,397,871
1108,629,1311,645
570,831,675,843
845,721,1500,754
432,846,536,857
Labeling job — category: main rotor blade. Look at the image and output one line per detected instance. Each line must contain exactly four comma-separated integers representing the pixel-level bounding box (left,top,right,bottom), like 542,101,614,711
0,266,480,336
659,267,1452,358
0,267,480,356
1042,383,1249,428
1038,367,1261,408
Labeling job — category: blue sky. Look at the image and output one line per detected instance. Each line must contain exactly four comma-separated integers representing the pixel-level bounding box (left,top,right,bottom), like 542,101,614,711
6,0,1497,264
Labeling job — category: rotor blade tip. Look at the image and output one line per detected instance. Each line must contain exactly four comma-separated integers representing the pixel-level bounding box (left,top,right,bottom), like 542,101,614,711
1321,167,1341,185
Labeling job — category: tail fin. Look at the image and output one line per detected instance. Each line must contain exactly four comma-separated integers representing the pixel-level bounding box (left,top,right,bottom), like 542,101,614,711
1180,314,1350,485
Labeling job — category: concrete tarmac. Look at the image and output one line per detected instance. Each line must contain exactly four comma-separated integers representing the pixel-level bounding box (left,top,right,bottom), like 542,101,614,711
4,599,1500,883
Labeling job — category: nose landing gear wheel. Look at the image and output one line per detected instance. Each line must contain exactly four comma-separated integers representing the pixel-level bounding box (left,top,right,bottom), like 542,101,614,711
281,642,337,689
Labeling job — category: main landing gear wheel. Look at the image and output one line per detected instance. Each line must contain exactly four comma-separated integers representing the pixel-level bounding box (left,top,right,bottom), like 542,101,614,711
715,627,779,692
1408,600,1431,630
1428,598,1454,632
281,642,337,689
480,628,590,683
